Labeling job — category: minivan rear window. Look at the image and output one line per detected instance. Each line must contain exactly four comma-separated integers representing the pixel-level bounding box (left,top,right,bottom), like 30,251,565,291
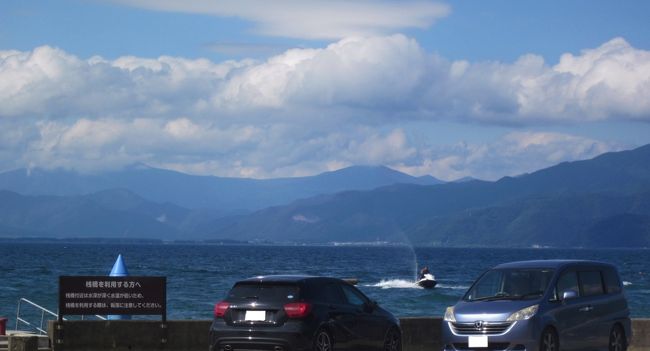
579,271,604,296
228,283,300,302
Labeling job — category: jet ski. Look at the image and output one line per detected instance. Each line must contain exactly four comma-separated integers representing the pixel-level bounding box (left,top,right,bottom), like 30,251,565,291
416,273,437,289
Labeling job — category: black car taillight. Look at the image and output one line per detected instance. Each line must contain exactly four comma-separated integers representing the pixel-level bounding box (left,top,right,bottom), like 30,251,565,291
214,301,230,318
283,302,311,318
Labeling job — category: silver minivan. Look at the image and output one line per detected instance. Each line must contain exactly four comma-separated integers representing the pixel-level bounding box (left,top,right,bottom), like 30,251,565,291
442,260,631,351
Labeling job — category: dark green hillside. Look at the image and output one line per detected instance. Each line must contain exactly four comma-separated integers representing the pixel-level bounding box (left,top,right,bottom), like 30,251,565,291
585,213,650,248
0,189,194,239
408,192,650,247
210,145,650,247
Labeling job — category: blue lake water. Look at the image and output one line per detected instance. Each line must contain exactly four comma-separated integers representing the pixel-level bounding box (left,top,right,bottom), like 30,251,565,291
1,244,648,328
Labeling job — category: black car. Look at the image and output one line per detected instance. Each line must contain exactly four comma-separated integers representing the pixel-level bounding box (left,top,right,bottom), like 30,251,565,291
209,275,402,351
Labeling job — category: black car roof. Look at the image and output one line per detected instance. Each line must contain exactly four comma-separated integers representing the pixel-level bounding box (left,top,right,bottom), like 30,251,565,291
237,275,339,284
493,259,614,270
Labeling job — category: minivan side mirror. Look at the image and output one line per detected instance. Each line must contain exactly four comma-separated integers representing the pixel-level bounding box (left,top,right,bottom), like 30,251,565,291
562,290,578,301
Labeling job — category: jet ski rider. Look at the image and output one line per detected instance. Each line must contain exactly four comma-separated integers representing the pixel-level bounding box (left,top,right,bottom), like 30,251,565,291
419,266,431,280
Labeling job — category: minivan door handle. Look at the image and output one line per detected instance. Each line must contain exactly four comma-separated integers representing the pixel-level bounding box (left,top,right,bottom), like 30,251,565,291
578,305,593,312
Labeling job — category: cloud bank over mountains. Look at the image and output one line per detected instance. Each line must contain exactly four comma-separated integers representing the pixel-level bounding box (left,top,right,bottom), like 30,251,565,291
0,35,646,179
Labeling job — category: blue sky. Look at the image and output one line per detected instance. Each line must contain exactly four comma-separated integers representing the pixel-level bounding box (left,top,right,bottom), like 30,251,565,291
1,0,649,180
3,1,649,62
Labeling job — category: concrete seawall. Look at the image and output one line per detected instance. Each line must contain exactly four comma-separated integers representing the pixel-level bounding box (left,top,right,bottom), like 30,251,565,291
47,318,650,351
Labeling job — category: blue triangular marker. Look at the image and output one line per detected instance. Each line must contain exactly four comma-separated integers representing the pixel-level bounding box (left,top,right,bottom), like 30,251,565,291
108,254,131,320
110,254,129,277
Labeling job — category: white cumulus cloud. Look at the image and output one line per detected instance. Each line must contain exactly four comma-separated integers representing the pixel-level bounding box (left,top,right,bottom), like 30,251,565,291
2,36,650,125
0,36,647,178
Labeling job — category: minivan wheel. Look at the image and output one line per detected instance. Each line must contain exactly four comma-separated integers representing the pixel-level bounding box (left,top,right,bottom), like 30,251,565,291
313,329,332,351
540,328,559,351
383,327,401,351
609,325,627,351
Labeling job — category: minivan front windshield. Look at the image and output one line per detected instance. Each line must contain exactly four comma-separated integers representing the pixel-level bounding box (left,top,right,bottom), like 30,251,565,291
464,268,555,302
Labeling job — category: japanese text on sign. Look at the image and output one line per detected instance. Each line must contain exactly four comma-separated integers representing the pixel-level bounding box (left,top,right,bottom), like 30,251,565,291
59,276,166,317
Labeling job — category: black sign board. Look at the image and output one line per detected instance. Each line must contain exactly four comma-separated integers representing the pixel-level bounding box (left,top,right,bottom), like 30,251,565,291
59,276,166,320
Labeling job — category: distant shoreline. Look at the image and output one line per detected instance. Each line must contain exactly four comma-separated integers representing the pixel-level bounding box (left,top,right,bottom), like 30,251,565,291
0,237,648,249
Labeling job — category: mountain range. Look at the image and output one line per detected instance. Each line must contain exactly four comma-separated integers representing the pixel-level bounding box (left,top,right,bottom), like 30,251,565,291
0,164,441,211
1,145,649,247
208,144,650,247
0,165,441,240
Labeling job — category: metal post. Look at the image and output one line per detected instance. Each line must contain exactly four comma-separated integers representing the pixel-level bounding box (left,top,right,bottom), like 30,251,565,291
39,310,45,335
55,322,64,348
160,322,168,345
161,303,167,344
15,298,21,331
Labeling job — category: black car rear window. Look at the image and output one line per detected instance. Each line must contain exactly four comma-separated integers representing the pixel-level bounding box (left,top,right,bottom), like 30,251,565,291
309,282,346,304
228,283,300,302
